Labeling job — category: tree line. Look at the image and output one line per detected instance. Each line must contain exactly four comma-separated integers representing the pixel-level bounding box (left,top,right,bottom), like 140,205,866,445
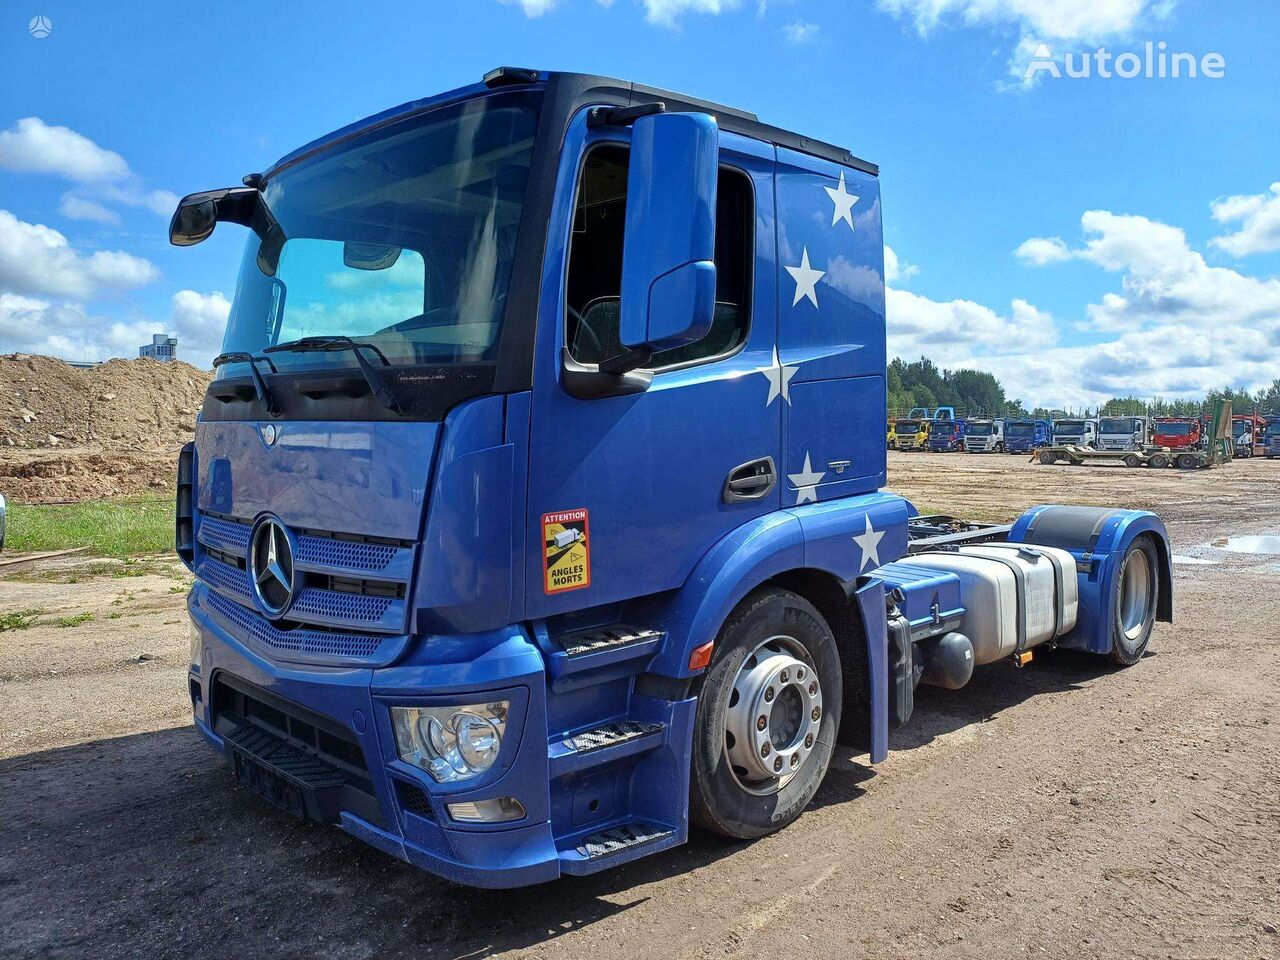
888,356,1280,420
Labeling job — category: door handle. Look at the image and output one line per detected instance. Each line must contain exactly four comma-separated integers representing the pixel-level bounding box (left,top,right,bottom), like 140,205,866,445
723,457,777,503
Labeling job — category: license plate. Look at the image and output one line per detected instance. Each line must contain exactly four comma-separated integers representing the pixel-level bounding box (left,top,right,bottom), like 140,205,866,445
233,750,306,819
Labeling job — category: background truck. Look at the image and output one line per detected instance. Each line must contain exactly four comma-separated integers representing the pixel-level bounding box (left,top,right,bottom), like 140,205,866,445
1052,418,1098,448
170,67,1171,889
1097,416,1147,452
1231,414,1266,458
893,418,929,451
962,418,1004,453
1004,418,1051,454
1265,417,1280,458
928,418,966,452
1152,417,1202,450
886,419,897,449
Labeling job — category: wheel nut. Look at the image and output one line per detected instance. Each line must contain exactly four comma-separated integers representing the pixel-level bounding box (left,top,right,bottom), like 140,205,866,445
764,687,775,703
808,681,818,696
773,756,784,773
757,715,767,731
790,754,799,768
780,668,790,683
796,667,805,681
804,733,814,748
811,706,821,721
760,742,771,758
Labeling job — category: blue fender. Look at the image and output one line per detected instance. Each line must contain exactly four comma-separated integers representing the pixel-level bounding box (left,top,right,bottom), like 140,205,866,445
1010,505,1173,655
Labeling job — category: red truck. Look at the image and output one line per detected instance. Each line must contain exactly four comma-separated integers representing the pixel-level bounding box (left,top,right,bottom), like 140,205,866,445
1151,418,1202,450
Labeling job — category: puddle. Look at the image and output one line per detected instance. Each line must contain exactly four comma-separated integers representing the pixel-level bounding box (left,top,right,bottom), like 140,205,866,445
1210,535,1280,555
1172,555,1218,566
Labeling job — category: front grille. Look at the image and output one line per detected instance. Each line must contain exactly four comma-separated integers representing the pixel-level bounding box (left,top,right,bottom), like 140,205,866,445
396,780,435,821
204,588,405,663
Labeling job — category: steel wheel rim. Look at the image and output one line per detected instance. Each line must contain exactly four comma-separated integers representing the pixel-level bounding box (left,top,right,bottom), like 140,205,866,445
723,634,822,797
1119,549,1152,643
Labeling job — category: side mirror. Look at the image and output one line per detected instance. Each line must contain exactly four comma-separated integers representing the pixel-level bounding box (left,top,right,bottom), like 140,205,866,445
614,112,718,370
169,187,263,247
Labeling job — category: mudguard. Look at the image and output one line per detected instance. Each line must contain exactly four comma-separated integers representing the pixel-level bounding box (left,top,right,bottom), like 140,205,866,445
1009,505,1172,655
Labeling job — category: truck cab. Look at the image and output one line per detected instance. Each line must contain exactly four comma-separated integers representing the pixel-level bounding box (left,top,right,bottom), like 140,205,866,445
1265,418,1280,458
893,418,928,451
927,417,966,452
1004,418,1050,454
886,419,897,449
1231,415,1265,458
171,68,1171,889
1097,416,1147,452
1152,418,1202,450
962,418,1004,453
1052,418,1098,448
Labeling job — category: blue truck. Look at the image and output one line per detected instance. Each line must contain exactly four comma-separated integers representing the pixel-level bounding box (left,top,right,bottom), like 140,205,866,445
171,67,1172,889
1004,418,1052,454
927,417,966,452
1265,417,1280,458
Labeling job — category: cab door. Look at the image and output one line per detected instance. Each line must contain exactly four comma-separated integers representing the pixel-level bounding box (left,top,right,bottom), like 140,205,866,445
524,120,780,618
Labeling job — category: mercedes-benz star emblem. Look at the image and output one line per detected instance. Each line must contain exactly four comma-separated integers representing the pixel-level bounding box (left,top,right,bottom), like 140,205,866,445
250,518,295,618
260,423,278,446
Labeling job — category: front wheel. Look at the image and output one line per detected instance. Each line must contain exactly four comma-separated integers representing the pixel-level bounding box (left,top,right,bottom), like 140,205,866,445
1110,537,1159,665
996,442,1005,453
690,588,842,839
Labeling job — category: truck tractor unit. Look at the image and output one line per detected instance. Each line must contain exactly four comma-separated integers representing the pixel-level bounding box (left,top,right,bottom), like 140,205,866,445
171,68,1172,889
1265,418,1280,458
1231,414,1265,458
1004,418,1051,454
1052,418,1098,449
1152,418,1202,450
893,418,929,451
886,420,897,450
962,418,1004,453
927,418,966,452
1097,416,1147,452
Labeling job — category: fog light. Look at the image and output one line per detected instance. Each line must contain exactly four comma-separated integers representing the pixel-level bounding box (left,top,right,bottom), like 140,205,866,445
391,702,509,783
447,797,526,823
189,619,201,670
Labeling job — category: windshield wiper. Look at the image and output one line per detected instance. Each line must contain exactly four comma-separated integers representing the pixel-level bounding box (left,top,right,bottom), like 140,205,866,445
265,336,403,413
211,352,282,416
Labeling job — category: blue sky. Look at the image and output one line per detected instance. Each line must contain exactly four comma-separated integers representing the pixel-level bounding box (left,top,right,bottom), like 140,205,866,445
1,0,1277,408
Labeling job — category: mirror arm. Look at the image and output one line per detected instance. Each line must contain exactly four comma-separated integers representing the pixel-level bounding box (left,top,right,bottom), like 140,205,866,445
587,101,666,128
561,347,653,400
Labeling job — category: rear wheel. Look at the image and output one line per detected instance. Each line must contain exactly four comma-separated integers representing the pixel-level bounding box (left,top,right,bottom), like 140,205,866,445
1148,453,1169,469
1123,454,1141,468
1039,451,1058,465
1176,453,1199,469
690,588,842,839
1110,537,1159,665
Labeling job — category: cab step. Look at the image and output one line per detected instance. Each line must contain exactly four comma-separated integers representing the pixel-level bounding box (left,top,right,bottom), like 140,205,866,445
548,719,664,778
547,625,664,692
558,821,678,875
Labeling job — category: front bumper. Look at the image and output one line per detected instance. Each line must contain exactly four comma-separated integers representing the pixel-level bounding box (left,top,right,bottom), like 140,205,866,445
187,587,560,888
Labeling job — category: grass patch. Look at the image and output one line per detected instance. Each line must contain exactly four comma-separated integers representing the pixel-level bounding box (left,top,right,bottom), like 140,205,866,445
53,612,93,628
1,609,42,631
3,498,172,559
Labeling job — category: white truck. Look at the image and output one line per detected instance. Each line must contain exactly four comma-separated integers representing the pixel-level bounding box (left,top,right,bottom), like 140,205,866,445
1097,416,1148,452
1052,418,1098,448
963,418,1005,453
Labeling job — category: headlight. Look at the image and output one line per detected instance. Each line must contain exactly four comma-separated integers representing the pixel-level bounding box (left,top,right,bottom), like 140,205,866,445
189,619,202,669
391,702,509,783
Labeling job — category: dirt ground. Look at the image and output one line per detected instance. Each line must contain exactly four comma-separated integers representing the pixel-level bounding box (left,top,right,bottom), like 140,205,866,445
1,451,1278,960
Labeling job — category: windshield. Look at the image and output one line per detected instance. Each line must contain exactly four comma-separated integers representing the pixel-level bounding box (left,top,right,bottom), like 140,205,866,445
896,420,920,432
219,92,539,373
1056,421,1086,433
1268,422,1280,435
1006,422,1034,437
1155,422,1193,436
1233,421,1252,438
967,422,994,436
1100,418,1138,433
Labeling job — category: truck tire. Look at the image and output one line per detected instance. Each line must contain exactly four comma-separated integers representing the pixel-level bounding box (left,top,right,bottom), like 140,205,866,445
1110,536,1159,666
996,442,1005,453
1123,454,1141,468
1039,451,1057,465
690,588,842,840
1148,453,1168,469
1176,454,1198,469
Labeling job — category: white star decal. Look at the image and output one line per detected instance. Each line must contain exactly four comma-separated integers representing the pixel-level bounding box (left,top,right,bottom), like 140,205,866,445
787,452,826,505
852,515,885,572
824,171,859,230
785,247,825,309
759,346,798,407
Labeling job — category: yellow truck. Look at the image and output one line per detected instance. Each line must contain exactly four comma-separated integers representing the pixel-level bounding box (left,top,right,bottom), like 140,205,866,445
893,418,930,451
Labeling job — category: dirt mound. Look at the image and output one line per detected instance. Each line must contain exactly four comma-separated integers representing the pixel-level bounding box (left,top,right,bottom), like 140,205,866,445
0,354,211,451
0,449,176,502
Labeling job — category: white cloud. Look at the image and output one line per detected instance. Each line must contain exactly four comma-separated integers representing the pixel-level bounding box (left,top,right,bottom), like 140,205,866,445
58,193,122,225
0,289,230,368
884,245,919,284
1014,236,1070,265
783,21,819,43
642,0,741,25
101,183,181,217
0,210,159,300
499,0,560,15
1210,182,1280,257
0,117,130,182
888,287,1057,354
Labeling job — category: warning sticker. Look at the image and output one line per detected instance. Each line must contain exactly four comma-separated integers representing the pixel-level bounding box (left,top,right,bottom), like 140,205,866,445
542,508,591,594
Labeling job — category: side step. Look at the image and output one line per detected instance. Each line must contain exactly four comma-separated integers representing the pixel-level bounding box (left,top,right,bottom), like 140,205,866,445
547,624,664,692
547,719,664,778
558,821,678,876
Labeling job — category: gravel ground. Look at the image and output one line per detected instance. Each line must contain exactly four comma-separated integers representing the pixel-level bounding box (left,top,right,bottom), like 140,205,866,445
2,452,1277,960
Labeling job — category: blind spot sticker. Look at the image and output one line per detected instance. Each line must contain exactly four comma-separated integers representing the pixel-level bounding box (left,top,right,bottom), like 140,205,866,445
543,508,590,594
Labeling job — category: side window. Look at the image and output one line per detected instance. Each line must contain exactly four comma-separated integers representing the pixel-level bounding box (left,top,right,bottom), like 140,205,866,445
565,144,753,370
